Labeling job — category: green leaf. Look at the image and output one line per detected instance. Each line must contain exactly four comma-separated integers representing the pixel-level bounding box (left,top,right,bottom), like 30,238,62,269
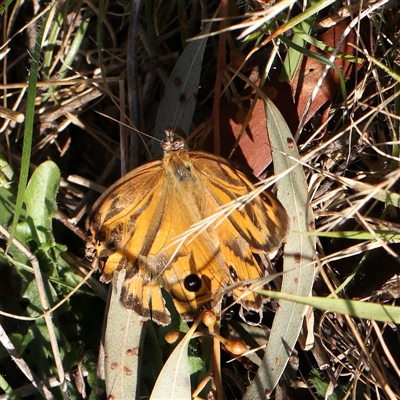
0,374,22,400
7,3,52,249
310,368,351,400
280,0,320,81
21,322,54,377
23,161,60,247
279,34,347,99
23,278,58,318
0,152,16,226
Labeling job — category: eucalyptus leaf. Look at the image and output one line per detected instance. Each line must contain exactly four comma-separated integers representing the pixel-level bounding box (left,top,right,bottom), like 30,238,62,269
244,96,315,399
104,270,145,398
153,22,211,157
150,330,191,400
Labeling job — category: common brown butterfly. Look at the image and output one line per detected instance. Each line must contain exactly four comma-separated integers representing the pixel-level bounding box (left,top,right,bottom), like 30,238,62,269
86,129,288,325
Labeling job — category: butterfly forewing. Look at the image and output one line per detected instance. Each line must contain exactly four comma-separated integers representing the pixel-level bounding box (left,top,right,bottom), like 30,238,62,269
192,152,288,252
86,132,288,326
87,160,165,279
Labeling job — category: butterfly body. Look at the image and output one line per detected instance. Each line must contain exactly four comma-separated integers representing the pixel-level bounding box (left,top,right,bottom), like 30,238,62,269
86,130,288,325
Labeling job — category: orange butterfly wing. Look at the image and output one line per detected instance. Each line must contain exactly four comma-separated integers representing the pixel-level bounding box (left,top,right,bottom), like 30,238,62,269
190,151,288,253
188,151,288,311
86,137,288,326
86,160,172,323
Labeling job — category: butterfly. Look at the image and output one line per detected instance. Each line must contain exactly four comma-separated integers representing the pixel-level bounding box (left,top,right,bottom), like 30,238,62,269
85,129,288,326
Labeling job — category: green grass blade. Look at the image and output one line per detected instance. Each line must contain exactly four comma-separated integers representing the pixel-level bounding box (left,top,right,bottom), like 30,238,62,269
7,4,55,251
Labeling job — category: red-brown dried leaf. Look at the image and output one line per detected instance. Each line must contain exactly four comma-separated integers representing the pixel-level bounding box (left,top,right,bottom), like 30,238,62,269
291,19,361,134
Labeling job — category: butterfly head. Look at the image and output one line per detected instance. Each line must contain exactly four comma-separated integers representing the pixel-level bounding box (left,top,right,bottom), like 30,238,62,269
162,128,188,153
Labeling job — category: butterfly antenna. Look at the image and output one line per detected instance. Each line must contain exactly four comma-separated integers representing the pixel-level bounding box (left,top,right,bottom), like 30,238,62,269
95,111,163,144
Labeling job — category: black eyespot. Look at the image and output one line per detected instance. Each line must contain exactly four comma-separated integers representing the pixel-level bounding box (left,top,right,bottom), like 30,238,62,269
229,265,238,282
184,274,202,292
